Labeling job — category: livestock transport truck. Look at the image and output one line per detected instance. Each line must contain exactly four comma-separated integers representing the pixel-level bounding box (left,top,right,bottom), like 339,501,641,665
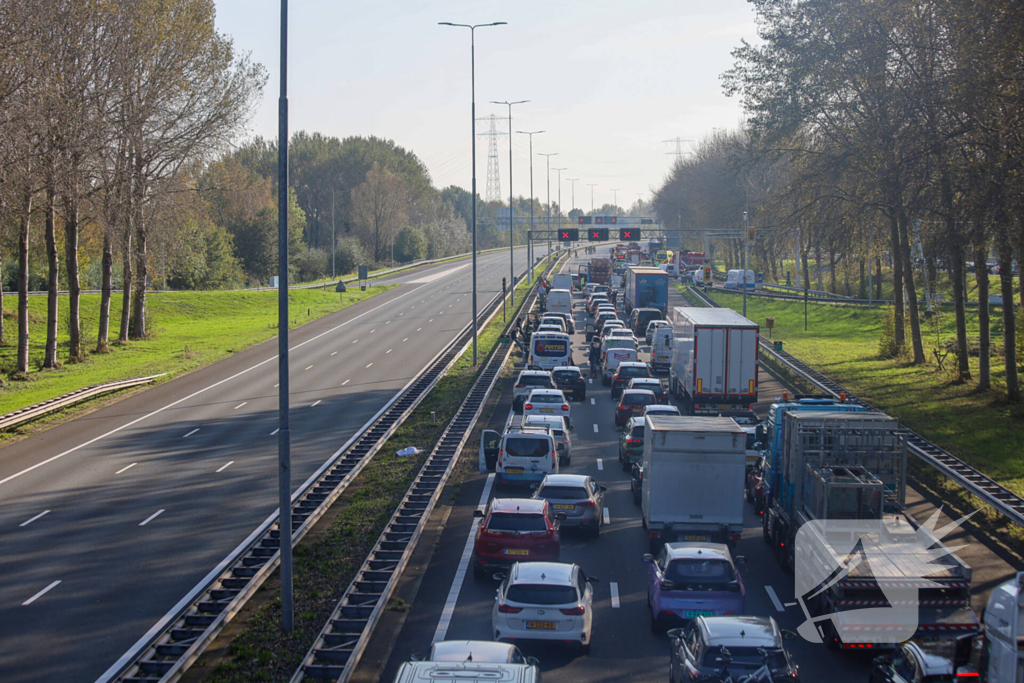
623,266,669,316
668,307,759,416
761,411,978,650
589,257,612,285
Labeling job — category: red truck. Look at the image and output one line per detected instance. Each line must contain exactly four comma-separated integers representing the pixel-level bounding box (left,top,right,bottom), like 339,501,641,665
589,257,612,285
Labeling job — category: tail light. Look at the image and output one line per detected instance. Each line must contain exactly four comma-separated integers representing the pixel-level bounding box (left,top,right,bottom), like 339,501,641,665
956,673,981,679
659,580,676,591
627,439,642,447
498,604,523,614
560,605,585,615
552,451,557,468
561,404,569,411
524,403,532,410
577,500,595,508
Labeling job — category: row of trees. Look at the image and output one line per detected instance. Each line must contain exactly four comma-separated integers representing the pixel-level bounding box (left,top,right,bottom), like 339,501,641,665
655,0,1024,402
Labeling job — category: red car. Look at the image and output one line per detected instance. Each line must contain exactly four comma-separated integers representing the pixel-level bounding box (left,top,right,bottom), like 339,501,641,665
472,498,562,579
615,389,657,427
611,362,652,398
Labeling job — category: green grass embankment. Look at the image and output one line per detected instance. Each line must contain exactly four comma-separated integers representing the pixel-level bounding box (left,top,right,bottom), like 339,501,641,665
0,285,393,418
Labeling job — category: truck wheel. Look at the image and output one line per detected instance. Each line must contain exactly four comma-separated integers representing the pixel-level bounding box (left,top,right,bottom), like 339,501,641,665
762,516,771,545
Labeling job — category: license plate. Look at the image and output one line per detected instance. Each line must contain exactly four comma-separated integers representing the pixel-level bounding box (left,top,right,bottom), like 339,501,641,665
504,468,524,475
504,548,529,556
527,621,557,630
553,504,575,510
685,610,715,618
684,535,707,541
540,408,555,414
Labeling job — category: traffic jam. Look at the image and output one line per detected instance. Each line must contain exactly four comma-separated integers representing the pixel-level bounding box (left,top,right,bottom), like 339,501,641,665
388,245,1019,683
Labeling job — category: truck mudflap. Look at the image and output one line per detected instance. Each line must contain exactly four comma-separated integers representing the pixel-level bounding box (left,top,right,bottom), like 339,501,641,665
819,606,980,649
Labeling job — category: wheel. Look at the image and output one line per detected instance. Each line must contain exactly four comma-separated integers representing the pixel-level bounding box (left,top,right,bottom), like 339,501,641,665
621,457,630,472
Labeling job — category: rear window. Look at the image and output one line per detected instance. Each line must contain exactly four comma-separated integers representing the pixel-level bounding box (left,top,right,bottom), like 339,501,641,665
537,485,588,500
506,584,577,605
504,437,550,458
487,512,548,533
623,393,655,405
703,647,786,670
519,375,552,387
619,366,650,379
530,394,562,404
533,339,568,357
665,559,736,586
630,426,645,439
552,370,580,382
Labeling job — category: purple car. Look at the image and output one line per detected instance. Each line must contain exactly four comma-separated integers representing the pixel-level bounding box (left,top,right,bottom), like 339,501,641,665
644,542,746,631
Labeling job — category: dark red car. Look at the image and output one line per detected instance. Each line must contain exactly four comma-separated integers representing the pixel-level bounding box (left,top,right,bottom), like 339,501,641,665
551,366,586,401
611,362,652,398
472,498,561,579
615,389,657,427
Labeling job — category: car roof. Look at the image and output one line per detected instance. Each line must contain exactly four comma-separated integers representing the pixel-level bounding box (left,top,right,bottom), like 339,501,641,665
523,415,565,428
622,389,656,398
664,541,732,562
630,378,660,384
541,473,589,487
428,640,517,663
518,370,550,377
627,417,646,428
527,388,565,397
552,366,581,373
905,642,956,676
511,561,575,586
618,361,648,369
491,498,547,514
698,616,780,648
645,406,679,413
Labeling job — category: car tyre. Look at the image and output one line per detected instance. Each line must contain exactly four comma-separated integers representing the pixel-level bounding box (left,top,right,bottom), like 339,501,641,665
621,457,630,472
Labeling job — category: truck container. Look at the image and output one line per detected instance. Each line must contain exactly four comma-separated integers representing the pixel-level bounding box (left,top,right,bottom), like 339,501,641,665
667,307,759,415
761,411,977,649
623,266,669,316
641,415,746,552
589,257,612,285
982,572,1024,682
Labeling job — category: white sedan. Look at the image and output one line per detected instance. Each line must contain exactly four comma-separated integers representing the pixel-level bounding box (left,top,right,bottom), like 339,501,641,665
522,389,571,427
492,561,597,653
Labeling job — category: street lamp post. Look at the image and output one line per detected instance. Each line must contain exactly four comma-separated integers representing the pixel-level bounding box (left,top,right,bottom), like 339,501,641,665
554,167,567,256
742,210,749,317
611,188,619,210
538,152,558,269
440,20,506,365
587,183,597,214
568,178,578,214
493,100,528,307
519,131,544,287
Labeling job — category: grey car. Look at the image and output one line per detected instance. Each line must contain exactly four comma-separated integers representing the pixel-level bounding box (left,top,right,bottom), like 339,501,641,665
532,473,606,537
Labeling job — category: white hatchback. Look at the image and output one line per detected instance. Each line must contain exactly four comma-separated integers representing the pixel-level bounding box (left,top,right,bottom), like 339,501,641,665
492,561,597,653
522,389,570,427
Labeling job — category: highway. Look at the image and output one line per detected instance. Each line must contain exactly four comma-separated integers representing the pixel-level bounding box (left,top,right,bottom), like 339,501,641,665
377,252,1020,683
0,245,540,683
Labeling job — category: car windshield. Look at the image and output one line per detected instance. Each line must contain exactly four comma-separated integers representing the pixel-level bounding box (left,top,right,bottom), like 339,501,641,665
530,394,562,404
519,375,551,387
487,512,548,533
630,426,644,439
504,437,549,458
665,559,736,586
623,393,654,405
552,370,580,382
506,584,577,605
703,647,787,670
537,485,589,501
620,367,650,379
605,339,633,349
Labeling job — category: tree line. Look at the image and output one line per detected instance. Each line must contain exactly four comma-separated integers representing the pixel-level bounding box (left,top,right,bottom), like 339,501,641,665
655,0,1024,403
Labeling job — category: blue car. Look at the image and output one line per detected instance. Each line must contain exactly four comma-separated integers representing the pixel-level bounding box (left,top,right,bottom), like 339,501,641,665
644,543,746,631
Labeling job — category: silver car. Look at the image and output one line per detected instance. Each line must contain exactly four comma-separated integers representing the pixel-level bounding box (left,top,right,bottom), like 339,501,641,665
532,473,606,537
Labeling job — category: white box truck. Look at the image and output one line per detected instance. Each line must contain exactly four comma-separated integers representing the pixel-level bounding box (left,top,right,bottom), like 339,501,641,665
668,307,759,415
641,416,746,552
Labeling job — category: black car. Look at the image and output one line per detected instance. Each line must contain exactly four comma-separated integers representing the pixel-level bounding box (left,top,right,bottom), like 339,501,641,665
629,307,663,337
631,462,643,505
668,616,800,683
552,366,586,401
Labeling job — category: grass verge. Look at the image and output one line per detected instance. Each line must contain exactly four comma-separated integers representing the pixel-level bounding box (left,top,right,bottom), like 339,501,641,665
184,254,562,683
0,285,393,419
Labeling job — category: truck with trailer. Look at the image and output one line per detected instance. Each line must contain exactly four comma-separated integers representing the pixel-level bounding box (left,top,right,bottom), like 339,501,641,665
667,307,759,415
762,410,977,649
641,415,746,552
589,257,612,285
623,266,669,317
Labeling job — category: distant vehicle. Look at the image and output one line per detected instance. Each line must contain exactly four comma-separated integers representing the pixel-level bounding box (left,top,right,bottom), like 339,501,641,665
545,288,573,316
611,361,651,396
628,377,668,404
642,404,680,418
589,257,612,284
628,307,664,337
550,365,586,401
550,273,573,291
623,266,669,316
603,347,639,387
521,388,571,427
532,473,606,537
667,616,800,683
512,370,553,411
495,426,557,487
644,542,746,631
615,388,657,427
723,269,755,290
527,331,572,371
619,417,646,471
472,498,561,579
650,326,673,374
522,415,571,466
542,311,575,334
645,319,670,346
538,315,566,333
492,561,597,653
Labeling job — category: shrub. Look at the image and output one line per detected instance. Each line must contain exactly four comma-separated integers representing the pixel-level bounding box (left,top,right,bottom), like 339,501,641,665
334,238,367,276
878,306,907,359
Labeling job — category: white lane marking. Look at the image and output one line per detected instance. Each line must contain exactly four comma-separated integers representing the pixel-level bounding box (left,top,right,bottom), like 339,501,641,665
397,313,403,316
352,339,358,344
766,586,785,612
593,424,599,433
417,328,422,332
274,383,279,388
590,398,595,405
216,461,234,473
330,351,337,356
403,338,408,342
588,378,593,384
139,509,165,527
429,319,434,323
597,458,604,470
341,380,350,386
366,363,373,368
370,329,376,333
115,463,137,475
0,282,432,491
20,510,51,527
270,428,280,435
304,365,313,371
610,581,620,608
387,319,392,323
183,428,199,438
603,507,611,524
386,349,392,354
311,400,321,408
234,402,247,410
22,580,60,606
433,473,495,643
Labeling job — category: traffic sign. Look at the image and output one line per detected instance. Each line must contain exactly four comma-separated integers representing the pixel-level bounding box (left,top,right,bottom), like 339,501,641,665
588,228,609,241
560,228,579,241
577,216,592,225
618,228,641,241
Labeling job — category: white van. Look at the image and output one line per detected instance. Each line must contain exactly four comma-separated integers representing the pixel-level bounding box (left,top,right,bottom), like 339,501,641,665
551,273,573,292
724,269,755,290
545,288,573,316
602,346,639,384
496,427,557,487
650,326,672,373
528,332,572,371
394,661,540,683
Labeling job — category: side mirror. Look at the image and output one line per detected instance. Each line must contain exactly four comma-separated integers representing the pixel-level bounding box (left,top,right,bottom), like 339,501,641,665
526,656,540,667
473,509,484,518
642,553,654,563
492,572,505,581
599,485,607,492
735,555,746,565
755,424,766,443
529,483,539,491
666,627,684,641
410,652,425,662
570,424,576,431
782,630,798,641
587,576,600,583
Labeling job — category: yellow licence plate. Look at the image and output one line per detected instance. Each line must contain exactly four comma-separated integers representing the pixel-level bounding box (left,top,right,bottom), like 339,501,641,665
527,621,557,630
684,535,707,541
504,548,529,556
504,468,524,475
540,408,555,413
553,504,575,510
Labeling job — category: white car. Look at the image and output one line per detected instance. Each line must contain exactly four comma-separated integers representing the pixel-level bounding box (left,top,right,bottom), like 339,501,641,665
492,561,597,653
522,389,570,426
523,415,572,465
643,404,681,417
513,370,554,411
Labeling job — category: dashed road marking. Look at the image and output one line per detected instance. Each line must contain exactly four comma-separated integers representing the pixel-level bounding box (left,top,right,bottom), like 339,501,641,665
331,351,338,356
603,507,611,525
115,463,137,475
366,363,373,368
610,581,620,608
183,428,199,438
590,398,595,405
311,400,321,407
342,379,350,386
597,458,603,469
216,461,234,473
304,365,313,371
766,586,785,612
139,509,165,527
20,510,50,527
593,424,599,433
270,428,280,435
22,580,60,606
234,402,247,410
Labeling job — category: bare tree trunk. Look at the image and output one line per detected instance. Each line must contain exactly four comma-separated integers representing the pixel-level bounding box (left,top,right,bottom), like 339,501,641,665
950,245,970,382
815,243,823,291
130,216,148,339
0,231,5,345
875,256,883,301
897,213,925,364
828,249,837,293
43,185,59,369
17,189,32,374
889,213,905,348
118,216,132,342
97,231,112,351
801,250,810,291
998,240,1020,402
64,195,82,362
859,258,867,299
975,245,991,391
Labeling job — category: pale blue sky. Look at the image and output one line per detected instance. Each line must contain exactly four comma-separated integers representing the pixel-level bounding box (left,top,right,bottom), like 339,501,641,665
213,0,756,210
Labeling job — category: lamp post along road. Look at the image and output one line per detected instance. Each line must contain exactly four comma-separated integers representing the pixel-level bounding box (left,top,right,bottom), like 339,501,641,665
539,153,558,265
611,188,619,210
440,21,506,364
518,131,543,287
331,189,336,279
554,166,566,256
493,100,528,306
277,0,293,632
588,183,597,214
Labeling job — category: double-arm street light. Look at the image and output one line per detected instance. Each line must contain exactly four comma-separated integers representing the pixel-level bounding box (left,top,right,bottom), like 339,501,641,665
439,21,506,365
492,99,528,306
587,183,598,214
518,130,543,285
539,153,558,259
